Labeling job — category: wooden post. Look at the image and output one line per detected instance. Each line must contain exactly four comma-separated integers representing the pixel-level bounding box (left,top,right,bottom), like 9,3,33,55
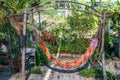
118,31,120,58
117,21,120,58
99,0,107,79
101,14,107,80
21,10,27,80
7,21,14,73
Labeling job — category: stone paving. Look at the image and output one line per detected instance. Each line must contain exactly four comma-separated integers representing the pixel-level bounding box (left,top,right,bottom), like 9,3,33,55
105,58,120,78
47,56,101,80
48,71,99,80
0,57,120,80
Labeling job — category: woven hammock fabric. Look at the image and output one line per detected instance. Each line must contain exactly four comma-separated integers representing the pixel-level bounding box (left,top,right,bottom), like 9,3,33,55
38,38,98,69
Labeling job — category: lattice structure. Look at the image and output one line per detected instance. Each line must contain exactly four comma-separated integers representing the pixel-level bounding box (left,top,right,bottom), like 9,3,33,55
8,0,106,75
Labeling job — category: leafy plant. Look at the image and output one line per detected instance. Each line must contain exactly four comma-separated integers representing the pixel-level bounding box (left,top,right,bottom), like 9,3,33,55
30,67,43,75
0,21,8,39
79,68,119,80
0,57,8,65
0,0,36,14
36,45,49,66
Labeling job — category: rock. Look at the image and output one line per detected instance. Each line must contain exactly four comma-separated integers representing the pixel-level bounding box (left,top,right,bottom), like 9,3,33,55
106,59,120,77
115,61,120,69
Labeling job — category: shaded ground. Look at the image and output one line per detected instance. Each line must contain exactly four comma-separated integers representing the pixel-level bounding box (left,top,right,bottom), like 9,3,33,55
0,54,120,80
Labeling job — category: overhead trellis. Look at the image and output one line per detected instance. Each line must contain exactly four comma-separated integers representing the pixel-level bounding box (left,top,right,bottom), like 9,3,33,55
8,0,106,73
27,0,101,17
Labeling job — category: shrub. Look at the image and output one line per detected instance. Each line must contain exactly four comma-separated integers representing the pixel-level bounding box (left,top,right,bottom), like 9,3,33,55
30,67,42,75
36,45,49,66
79,68,119,80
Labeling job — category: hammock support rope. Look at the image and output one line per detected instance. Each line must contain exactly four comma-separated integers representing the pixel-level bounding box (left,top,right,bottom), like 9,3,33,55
44,61,89,73
12,0,105,72
38,38,98,69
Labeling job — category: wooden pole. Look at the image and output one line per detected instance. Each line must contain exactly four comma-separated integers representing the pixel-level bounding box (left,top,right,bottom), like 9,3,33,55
118,31,120,58
117,21,120,58
101,13,107,80
99,0,107,80
7,21,14,73
21,10,27,80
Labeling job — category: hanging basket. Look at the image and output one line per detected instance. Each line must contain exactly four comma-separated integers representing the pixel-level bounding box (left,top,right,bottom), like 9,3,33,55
9,14,24,35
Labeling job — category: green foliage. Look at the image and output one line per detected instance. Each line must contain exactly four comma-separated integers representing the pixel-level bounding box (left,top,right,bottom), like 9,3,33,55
0,69,6,72
1,0,36,14
79,68,103,78
30,66,43,75
0,21,8,39
79,68,119,80
0,57,7,65
60,38,90,53
36,45,49,66
67,12,99,32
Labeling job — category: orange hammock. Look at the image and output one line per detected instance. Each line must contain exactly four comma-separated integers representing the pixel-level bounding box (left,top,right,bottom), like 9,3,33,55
38,38,98,69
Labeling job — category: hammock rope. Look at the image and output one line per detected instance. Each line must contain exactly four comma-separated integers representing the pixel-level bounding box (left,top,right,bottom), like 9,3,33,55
25,1,105,69
29,17,104,69
38,38,98,69
44,61,89,73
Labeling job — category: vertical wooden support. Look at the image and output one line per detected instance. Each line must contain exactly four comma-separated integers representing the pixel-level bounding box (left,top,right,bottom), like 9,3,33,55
21,10,27,80
7,21,14,73
117,21,120,58
108,19,111,40
119,30,120,58
18,35,21,72
38,11,41,28
99,0,107,79
102,52,107,80
101,14,107,80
